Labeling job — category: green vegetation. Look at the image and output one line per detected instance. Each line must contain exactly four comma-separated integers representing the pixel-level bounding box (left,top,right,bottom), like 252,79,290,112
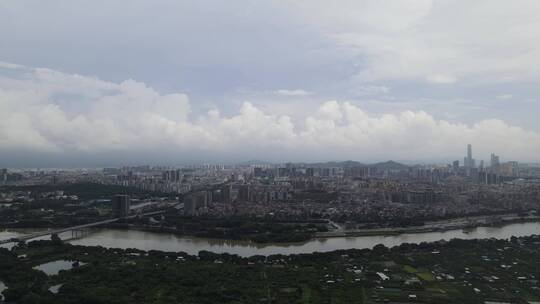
403,265,417,274
416,271,435,282
0,182,170,200
158,214,329,243
0,183,172,229
2,235,540,303
301,284,311,304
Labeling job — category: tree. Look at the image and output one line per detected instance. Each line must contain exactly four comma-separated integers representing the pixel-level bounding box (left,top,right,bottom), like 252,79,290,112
51,233,62,245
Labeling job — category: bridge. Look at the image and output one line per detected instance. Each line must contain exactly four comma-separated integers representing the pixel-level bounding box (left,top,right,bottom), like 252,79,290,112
0,210,166,245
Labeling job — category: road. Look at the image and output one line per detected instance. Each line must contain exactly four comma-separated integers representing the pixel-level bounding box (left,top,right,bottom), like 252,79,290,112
0,210,166,245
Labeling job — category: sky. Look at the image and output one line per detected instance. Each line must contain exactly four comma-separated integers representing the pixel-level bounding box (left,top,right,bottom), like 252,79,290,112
1,0,540,167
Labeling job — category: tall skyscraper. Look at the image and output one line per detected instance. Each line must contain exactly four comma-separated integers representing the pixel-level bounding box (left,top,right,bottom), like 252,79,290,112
112,195,131,218
220,184,232,203
0,169,7,183
238,185,251,202
490,153,500,174
452,160,459,173
507,161,519,177
464,144,475,169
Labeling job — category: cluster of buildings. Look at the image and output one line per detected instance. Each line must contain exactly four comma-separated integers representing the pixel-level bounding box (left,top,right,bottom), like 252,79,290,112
1,145,539,223
453,144,521,183
174,157,539,221
0,168,23,183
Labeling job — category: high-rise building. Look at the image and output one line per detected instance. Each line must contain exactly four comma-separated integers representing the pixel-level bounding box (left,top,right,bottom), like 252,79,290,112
452,160,459,173
184,191,209,216
463,144,475,175
221,184,232,203
162,169,181,182
206,190,213,204
0,169,7,183
501,161,519,177
184,195,196,216
253,167,264,178
238,185,251,202
490,153,500,174
112,195,131,218
508,161,519,177
464,144,475,169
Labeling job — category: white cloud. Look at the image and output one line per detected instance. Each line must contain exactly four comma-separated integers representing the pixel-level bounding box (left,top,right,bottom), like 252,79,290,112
1,64,539,163
426,74,457,84
275,89,314,96
349,84,390,96
285,0,540,84
0,61,24,70
2,0,539,132
496,94,513,100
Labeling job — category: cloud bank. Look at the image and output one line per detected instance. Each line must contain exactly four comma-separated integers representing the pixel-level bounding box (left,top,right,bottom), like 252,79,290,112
1,63,539,166
288,0,540,84
2,1,540,137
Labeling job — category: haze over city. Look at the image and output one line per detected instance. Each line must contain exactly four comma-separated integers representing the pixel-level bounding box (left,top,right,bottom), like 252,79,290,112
1,1,540,167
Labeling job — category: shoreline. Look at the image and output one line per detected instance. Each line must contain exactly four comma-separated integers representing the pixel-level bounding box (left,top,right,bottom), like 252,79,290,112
315,215,540,238
104,215,540,244
4,219,540,257
3,214,540,245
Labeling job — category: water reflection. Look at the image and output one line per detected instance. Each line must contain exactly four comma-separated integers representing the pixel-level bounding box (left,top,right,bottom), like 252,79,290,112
71,221,540,257
0,281,6,302
0,229,63,250
49,284,63,294
33,260,82,276
3,221,540,258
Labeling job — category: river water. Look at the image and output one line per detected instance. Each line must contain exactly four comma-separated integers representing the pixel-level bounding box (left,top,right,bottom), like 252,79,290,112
2,222,540,257
0,281,6,302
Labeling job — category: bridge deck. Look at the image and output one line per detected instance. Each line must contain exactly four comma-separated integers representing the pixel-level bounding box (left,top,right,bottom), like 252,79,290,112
0,210,165,245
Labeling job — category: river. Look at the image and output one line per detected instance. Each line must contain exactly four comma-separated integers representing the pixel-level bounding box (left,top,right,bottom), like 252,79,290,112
0,280,6,302
2,221,540,257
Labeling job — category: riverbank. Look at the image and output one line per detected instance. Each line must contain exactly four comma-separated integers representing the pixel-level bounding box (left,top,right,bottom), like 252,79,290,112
68,220,540,256
115,212,540,241
4,220,540,257
316,213,540,238
3,209,539,245
5,235,540,303
3,213,540,248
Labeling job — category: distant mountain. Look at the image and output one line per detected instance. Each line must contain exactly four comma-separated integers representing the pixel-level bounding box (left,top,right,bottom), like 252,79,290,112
370,160,409,170
238,159,409,169
308,160,409,169
308,160,365,168
237,160,273,166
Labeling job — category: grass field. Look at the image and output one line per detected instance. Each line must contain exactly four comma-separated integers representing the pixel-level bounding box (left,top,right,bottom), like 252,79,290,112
301,284,312,304
403,265,417,274
416,272,435,282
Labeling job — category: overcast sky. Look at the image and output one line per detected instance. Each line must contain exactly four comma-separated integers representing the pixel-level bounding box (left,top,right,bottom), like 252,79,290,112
1,0,540,167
